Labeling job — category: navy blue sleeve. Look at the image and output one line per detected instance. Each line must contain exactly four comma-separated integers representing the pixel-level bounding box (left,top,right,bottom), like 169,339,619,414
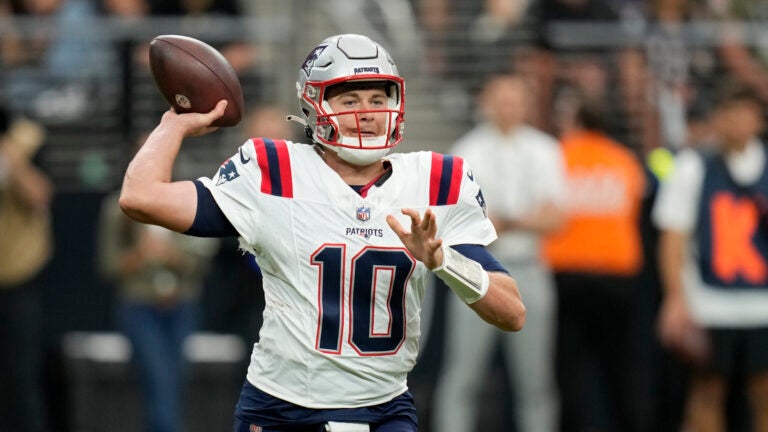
450,244,510,275
184,180,239,237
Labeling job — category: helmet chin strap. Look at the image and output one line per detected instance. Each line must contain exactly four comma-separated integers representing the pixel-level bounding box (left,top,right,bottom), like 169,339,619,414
321,138,391,166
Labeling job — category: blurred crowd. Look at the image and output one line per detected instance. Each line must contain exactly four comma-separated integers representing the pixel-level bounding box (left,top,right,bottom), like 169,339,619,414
3,0,768,431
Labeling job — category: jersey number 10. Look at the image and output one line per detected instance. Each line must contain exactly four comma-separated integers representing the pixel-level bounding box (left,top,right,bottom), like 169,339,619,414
311,245,416,356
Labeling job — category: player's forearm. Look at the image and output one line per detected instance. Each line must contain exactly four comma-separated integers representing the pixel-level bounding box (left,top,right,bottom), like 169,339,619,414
658,230,687,300
119,124,192,229
469,272,526,332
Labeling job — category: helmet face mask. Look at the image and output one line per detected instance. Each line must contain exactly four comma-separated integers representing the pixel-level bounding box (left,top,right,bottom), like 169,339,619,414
297,34,405,166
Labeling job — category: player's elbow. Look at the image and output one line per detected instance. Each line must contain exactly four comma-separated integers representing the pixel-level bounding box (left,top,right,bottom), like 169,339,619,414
118,188,151,223
498,302,526,332
485,273,526,332
511,304,527,331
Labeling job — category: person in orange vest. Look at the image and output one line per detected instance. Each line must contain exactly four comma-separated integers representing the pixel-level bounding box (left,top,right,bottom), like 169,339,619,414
653,83,768,432
544,91,647,432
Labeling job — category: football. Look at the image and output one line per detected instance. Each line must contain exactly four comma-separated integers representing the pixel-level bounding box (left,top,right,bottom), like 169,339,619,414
149,35,244,127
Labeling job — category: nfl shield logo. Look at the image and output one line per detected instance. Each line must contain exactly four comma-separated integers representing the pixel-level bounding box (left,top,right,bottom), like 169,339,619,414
356,206,371,222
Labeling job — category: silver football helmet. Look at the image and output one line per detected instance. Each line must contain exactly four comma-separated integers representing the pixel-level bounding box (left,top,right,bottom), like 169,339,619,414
295,34,405,166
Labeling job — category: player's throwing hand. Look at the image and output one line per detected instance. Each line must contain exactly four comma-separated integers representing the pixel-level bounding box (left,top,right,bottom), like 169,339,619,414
160,99,228,138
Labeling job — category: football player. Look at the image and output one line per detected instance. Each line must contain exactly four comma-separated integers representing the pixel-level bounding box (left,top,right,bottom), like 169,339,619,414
120,33,525,432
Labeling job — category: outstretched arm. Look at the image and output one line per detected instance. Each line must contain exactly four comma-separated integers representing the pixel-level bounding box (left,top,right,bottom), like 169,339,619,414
657,229,710,364
119,100,228,232
386,208,526,332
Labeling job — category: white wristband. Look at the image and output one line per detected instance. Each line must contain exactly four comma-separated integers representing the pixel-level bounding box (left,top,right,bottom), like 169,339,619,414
433,245,490,304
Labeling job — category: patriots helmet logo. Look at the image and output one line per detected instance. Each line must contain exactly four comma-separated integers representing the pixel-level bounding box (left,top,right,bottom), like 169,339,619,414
356,206,371,222
301,45,327,77
216,159,240,185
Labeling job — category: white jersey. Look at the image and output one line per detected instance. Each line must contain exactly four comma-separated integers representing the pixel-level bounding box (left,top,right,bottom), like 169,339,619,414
199,138,496,408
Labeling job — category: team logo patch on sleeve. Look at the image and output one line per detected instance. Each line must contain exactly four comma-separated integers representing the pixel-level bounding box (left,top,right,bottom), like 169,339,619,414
216,159,240,185
476,189,488,218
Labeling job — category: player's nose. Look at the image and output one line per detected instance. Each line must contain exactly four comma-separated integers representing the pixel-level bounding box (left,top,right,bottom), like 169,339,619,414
358,109,375,122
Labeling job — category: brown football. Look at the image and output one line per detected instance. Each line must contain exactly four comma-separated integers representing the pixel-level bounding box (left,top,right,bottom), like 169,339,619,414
149,35,244,127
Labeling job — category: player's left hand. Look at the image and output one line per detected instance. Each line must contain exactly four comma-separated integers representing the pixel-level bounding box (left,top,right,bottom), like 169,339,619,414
386,208,443,270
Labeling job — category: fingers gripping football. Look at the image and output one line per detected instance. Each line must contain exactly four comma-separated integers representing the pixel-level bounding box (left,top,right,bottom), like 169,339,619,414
386,208,444,270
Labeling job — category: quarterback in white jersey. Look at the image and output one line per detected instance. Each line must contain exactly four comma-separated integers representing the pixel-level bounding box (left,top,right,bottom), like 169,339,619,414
200,139,496,408
119,34,525,432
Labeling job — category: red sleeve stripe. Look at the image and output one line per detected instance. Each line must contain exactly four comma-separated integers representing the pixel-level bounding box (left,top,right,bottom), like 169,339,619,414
253,138,293,198
429,152,464,206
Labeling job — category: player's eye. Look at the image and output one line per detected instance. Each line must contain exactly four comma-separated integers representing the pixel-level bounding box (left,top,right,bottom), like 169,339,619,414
340,98,358,107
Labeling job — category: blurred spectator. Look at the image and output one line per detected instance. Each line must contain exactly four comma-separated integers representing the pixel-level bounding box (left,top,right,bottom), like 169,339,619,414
97,0,151,138
544,91,647,432
411,0,539,123
433,73,565,432
636,0,723,152
415,0,537,92
529,0,644,143
719,0,768,118
414,0,452,76
97,137,219,432
101,0,148,16
0,105,53,432
2,0,118,121
145,0,256,73
653,84,768,432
